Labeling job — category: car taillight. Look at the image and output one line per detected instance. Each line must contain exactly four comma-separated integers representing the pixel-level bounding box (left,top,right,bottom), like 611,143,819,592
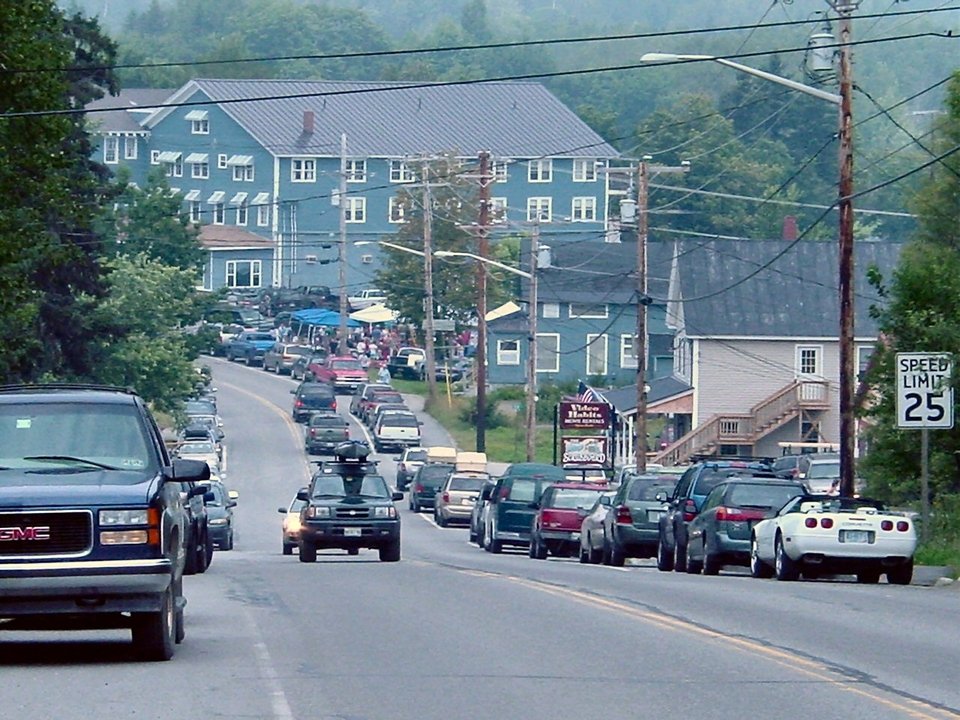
309,429,316,437
881,520,893,531
398,463,406,472
295,400,304,408
499,487,510,500
615,505,632,524
442,492,450,502
331,400,337,410
682,499,697,522
804,517,818,528
415,483,424,493
897,520,910,532
820,518,834,529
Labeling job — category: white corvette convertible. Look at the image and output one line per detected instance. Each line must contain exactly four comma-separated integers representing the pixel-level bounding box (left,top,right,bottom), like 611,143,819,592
750,495,916,584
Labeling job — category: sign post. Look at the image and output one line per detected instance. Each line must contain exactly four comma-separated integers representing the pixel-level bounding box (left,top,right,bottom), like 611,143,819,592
896,352,954,542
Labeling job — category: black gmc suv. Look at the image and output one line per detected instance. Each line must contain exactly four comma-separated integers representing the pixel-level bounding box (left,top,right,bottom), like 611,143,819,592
296,442,403,562
0,384,211,660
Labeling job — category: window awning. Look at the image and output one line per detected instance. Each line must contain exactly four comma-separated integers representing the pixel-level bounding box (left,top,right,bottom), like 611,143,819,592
207,191,225,204
157,151,181,163
252,192,270,205
169,188,181,197
226,154,253,166
184,189,201,201
185,152,208,163
230,192,248,205
184,110,208,121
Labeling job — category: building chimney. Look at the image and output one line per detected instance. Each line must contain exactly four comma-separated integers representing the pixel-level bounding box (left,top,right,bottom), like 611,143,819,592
782,215,798,242
302,110,315,134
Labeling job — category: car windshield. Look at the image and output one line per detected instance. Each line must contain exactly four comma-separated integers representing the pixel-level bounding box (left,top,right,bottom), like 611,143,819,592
807,461,840,479
695,468,761,495
726,483,805,509
248,333,274,342
548,488,606,508
178,441,216,454
0,401,156,477
373,393,403,404
310,471,391,498
404,449,428,462
205,484,226,506
506,478,542,502
286,346,312,357
419,465,453,483
627,478,674,501
447,475,485,492
300,386,334,397
331,359,362,370
239,309,261,324
185,401,216,415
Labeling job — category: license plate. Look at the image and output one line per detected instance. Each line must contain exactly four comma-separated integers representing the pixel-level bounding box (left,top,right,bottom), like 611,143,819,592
343,527,361,537
647,510,663,523
840,529,871,543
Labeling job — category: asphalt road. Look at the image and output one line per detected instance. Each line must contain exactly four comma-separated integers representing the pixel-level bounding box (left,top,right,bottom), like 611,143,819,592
2,358,958,720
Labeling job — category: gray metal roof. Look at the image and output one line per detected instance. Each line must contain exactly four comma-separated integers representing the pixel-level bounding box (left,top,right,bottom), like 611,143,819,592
674,238,904,338
603,374,693,413
519,238,671,305
154,78,618,158
86,89,175,133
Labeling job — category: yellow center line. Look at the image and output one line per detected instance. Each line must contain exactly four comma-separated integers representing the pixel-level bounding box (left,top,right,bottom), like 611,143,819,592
458,568,958,720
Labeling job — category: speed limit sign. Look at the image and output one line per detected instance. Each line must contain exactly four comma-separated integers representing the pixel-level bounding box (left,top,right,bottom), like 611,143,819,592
896,352,954,429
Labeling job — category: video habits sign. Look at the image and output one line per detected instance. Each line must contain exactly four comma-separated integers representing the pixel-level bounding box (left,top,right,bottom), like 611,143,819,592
558,401,611,430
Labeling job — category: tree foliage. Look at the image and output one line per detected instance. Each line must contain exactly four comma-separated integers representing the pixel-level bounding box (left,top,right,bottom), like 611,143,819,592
860,71,960,505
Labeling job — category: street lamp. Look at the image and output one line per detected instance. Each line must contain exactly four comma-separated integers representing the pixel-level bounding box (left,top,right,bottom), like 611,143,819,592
354,239,437,398
641,16,859,497
435,249,539,460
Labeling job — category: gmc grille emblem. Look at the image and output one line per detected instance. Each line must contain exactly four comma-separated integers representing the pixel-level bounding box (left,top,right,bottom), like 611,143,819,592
0,526,51,541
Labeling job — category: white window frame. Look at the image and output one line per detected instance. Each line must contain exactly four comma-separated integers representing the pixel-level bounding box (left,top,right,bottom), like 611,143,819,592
388,196,405,224
346,159,367,182
586,334,608,376
620,334,638,369
291,158,316,183
572,196,597,222
257,202,270,227
569,303,608,319
123,136,138,160
542,302,560,319
490,197,507,224
497,339,520,366
345,197,366,223
212,202,225,225
150,150,161,165
217,154,228,169
528,158,552,183
527,197,552,222
191,118,209,135
189,200,202,224
225,259,262,289
233,163,254,182
165,156,183,178
389,160,415,183
572,158,597,182
236,201,248,226
103,136,119,164
536,333,560,373
857,344,874,380
191,162,209,179
492,161,508,183
795,344,822,377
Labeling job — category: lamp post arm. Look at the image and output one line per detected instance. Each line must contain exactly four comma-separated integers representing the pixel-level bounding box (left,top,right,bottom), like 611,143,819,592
434,250,531,278
712,58,841,105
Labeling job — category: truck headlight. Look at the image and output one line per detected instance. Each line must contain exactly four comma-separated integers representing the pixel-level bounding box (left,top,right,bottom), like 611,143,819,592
208,518,228,526
306,506,331,519
100,509,150,526
374,506,397,519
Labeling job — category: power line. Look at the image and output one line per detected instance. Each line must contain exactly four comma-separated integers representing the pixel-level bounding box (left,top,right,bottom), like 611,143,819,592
6,5,955,77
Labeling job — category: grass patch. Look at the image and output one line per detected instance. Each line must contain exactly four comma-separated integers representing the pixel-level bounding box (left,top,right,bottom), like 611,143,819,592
915,540,960,576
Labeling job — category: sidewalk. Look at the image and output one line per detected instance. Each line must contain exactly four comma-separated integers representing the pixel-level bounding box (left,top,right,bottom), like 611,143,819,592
402,393,508,475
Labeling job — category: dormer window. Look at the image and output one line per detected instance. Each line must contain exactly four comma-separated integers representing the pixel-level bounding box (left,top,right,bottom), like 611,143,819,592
186,110,209,135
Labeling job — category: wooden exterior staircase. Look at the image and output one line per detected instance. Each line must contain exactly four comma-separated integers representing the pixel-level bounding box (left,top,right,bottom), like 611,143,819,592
653,380,830,467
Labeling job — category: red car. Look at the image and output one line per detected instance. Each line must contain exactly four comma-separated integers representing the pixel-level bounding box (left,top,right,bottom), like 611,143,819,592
529,482,610,560
308,355,368,394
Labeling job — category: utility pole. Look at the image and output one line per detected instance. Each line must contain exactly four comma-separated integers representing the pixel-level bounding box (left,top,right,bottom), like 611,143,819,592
834,1,858,498
525,221,540,462
338,132,349,347
421,162,438,401
475,151,491,453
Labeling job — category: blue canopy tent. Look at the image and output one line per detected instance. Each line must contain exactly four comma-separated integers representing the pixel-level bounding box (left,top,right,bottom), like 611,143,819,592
291,308,360,328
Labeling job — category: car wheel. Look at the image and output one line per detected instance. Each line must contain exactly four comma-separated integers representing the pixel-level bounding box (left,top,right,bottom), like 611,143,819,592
856,568,881,584
656,534,674,572
200,529,214,571
532,534,547,560
887,559,914,585
379,539,401,562
609,539,626,567
673,538,688,573
435,511,447,528
476,522,485,548
750,536,773,579
347,548,360,556
299,540,317,563
283,543,293,556
589,541,604,565
226,352,234,362
222,531,234,551
702,549,721,576
131,583,175,661
774,534,800,581
173,576,185,645
245,355,253,366
579,541,590,564
685,551,702,574
412,498,420,513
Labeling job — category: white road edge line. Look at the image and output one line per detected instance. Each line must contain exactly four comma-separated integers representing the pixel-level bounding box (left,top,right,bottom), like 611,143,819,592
241,604,296,720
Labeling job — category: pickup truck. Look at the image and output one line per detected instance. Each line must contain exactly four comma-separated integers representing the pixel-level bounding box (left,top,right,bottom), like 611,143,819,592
0,384,212,661
386,347,426,381
310,355,368,393
223,330,276,366
304,412,350,454
262,285,337,314
348,287,387,310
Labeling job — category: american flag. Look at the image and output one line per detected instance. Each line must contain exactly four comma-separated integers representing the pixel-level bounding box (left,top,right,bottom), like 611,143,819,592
577,380,609,404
